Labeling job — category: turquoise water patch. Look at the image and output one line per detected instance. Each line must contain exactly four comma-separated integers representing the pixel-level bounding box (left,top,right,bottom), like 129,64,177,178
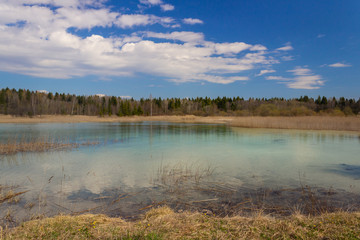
0,122,359,223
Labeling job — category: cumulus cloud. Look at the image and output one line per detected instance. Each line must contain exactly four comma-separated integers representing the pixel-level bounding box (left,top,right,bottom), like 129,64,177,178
144,31,205,43
276,43,293,51
115,14,174,28
281,55,294,61
211,42,252,55
0,1,280,84
266,76,291,81
328,62,352,68
183,18,204,25
256,69,275,76
139,0,174,11
160,4,174,11
139,0,162,5
266,67,324,89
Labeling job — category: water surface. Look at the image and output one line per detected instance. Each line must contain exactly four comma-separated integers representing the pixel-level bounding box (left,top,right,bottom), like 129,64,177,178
1,122,359,224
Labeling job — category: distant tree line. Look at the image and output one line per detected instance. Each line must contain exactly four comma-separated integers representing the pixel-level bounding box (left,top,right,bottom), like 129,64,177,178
0,88,359,117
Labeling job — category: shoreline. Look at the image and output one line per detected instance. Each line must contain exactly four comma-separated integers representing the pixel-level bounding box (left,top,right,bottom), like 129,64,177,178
3,207,360,239
0,114,359,132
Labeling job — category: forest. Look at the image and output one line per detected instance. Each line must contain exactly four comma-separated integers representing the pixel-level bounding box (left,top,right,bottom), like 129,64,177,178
0,88,359,117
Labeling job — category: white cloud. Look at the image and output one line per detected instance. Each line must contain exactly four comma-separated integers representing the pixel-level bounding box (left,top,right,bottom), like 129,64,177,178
317,34,325,38
0,1,280,85
288,76,323,89
287,67,311,76
288,67,324,89
170,75,249,84
36,89,49,94
115,14,174,28
144,31,204,43
139,0,162,5
211,42,252,55
183,18,203,25
250,45,267,51
281,55,294,61
266,76,291,81
266,67,324,89
256,69,275,76
328,62,352,68
160,4,174,11
138,0,174,12
276,43,293,51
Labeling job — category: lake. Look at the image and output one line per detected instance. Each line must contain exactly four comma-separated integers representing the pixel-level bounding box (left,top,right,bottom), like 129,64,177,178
1,122,359,225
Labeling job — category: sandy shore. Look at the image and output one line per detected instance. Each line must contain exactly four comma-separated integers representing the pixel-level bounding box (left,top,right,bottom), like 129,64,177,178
0,114,359,132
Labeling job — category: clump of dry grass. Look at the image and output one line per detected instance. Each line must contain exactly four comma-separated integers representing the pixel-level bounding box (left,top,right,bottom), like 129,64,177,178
2,206,360,239
0,136,99,155
0,185,27,205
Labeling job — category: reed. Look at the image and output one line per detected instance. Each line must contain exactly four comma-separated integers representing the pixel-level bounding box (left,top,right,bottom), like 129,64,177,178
1,115,359,132
0,136,99,155
229,116,360,131
0,185,27,205
153,162,216,193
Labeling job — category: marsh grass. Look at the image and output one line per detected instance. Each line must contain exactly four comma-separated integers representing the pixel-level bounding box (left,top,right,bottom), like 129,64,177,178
152,161,216,194
150,162,360,219
2,206,360,239
1,161,358,230
1,115,359,132
0,184,29,228
0,136,99,155
229,116,360,131
0,185,27,205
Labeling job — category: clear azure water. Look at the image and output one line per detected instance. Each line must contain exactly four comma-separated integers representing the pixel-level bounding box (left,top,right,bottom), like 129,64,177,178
0,122,359,220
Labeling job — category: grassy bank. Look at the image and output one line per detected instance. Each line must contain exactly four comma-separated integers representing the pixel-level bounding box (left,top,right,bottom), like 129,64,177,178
0,115,360,132
2,207,360,239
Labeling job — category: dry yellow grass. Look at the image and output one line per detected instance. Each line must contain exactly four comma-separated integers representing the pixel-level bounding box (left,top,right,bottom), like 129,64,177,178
0,114,359,132
0,137,99,155
2,206,360,239
0,141,75,155
229,116,360,132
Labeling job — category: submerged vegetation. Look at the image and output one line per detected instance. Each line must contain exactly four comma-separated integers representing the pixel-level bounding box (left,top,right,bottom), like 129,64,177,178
153,161,216,193
0,88,359,117
2,207,360,239
0,185,27,205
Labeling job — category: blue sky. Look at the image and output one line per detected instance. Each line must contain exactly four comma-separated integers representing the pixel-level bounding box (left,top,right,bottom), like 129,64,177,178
0,0,359,99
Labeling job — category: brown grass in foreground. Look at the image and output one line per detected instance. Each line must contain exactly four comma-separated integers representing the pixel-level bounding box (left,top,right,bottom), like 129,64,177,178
2,206,360,239
0,137,99,155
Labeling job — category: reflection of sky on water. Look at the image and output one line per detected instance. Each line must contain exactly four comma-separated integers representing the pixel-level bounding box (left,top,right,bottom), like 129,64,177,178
0,122,359,216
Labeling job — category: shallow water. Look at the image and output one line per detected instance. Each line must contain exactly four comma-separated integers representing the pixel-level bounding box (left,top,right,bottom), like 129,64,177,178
0,122,359,224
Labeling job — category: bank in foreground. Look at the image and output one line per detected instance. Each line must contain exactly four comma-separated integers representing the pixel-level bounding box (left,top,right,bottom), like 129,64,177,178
2,207,360,239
